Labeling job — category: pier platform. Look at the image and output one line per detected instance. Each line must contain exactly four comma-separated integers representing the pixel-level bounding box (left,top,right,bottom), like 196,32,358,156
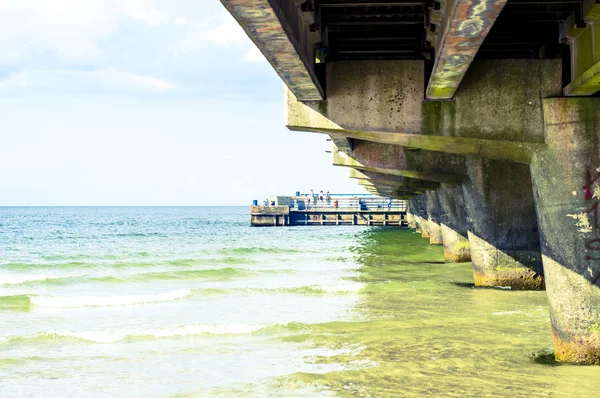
250,195,407,227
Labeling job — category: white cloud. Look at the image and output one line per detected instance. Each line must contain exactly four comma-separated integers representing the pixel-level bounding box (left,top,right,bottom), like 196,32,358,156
173,11,264,64
0,1,267,97
120,0,168,26
0,68,177,95
174,17,191,26
0,0,118,64
0,0,168,65
202,11,249,45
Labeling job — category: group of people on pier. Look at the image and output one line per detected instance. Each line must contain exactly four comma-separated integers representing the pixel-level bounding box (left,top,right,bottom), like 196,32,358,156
305,189,330,209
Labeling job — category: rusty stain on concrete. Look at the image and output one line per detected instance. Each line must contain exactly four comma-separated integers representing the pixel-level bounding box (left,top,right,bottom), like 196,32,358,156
427,0,507,100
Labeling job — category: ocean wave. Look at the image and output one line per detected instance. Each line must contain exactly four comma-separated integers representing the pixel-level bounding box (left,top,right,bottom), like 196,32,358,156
218,247,306,255
0,289,192,311
0,323,277,344
0,274,65,286
1,256,257,271
0,266,282,288
492,310,523,315
0,261,88,270
28,289,192,308
0,295,31,311
289,283,365,294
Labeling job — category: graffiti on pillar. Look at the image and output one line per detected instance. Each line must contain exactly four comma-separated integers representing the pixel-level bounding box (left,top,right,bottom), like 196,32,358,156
582,167,600,285
584,168,600,199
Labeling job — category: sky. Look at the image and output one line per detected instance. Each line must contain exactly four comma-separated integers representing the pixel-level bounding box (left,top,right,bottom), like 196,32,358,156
0,0,360,206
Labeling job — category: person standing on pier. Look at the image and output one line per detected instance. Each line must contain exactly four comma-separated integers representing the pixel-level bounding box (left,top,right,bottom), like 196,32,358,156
387,197,392,210
326,190,331,205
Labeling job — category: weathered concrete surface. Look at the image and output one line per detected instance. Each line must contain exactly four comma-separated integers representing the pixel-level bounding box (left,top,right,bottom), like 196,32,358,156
250,206,290,227
425,190,443,245
530,98,600,364
437,183,471,263
221,0,323,100
407,213,416,229
349,169,404,183
333,141,464,184
349,169,440,190
286,59,560,163
462,157,544,290
357,180,424,198
563,3,600,96
426,0,507,100
408,198,423,233
409,197,420,232
406,198,417,229
412,195,430,239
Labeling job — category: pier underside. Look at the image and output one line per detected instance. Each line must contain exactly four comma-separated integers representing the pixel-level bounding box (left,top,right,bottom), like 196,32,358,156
223,0,600,364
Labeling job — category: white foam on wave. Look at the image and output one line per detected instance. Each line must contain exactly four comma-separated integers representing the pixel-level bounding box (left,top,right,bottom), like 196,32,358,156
311,283,364,293
492,310,523,315
12,323,274,344
29,289,192,308
0,274,58,286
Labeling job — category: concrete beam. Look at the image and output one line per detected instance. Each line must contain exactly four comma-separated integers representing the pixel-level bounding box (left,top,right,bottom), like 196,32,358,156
565,61,600,96
358,180,423,198
358,180,396,189
348,169,404,183
563,2,600,96
426,0,507,100
333,145,464,184
348,169,441,190
287,60,560,164
222,0,324,100
330,135,353,154
360,182,419,198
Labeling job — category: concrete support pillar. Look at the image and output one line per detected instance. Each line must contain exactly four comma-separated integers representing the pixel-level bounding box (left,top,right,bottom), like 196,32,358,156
437,184,471,263
412,196,424,234
414,195,429,238
462,157,544,290
414,200,423,234
530,98,600,364
415,218,423,233
406,198,417,229
425,190,443,245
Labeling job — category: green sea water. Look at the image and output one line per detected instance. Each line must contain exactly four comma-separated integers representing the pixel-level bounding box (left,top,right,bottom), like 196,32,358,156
1,207,599,397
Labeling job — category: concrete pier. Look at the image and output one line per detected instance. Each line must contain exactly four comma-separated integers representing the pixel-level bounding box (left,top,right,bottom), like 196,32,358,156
223,0,600,364
251,196,407,227
425,191,443,246
530,98,600,363
462,157,545,290
437,184,471,263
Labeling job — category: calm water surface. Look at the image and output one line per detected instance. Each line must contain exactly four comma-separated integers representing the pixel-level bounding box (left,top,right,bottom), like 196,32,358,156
1,207,599,397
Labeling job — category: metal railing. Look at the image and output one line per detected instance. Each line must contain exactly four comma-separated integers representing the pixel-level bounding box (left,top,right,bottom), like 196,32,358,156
291,195,406,212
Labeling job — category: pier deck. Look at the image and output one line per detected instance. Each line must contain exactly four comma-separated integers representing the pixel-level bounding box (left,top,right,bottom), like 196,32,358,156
250,196,407,227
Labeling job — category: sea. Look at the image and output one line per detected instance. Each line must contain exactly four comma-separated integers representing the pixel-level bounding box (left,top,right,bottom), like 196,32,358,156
1,206,599,397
